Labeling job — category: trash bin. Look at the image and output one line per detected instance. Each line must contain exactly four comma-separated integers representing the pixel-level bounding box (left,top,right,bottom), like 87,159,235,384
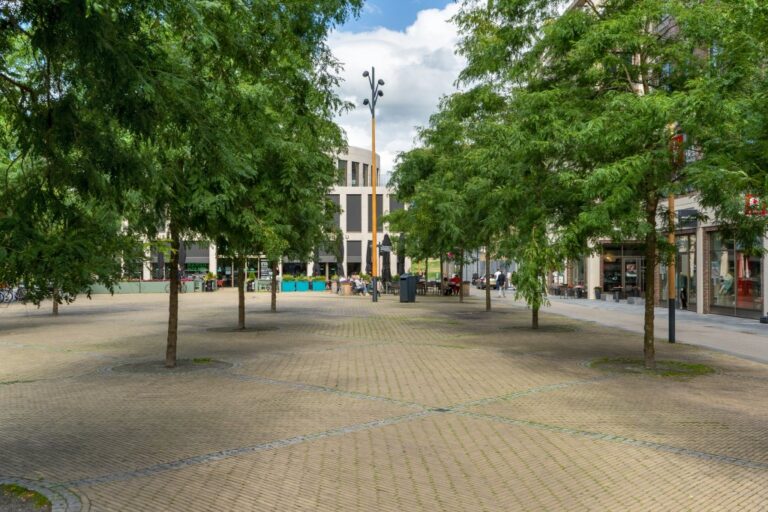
246,281,255,292
400,274,416,303
593,287,601,300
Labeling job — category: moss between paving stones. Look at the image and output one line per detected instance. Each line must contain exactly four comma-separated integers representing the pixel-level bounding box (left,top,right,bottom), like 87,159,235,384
0,484,51,512
590,357,716,378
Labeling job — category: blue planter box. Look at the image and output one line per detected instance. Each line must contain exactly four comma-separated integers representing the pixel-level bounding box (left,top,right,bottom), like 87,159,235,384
311,281,325,291
281,281,296,292
296,281,310,292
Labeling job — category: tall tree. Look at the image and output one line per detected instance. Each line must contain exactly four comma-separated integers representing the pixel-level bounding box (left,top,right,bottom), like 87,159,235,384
0,1,155,310
130,1,361,367
457,0,768,367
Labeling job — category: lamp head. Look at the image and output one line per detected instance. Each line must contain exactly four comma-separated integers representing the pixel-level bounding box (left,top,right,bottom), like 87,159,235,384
363,98,370,105
362,70,369,77
377,79,385,86
377,90,384,97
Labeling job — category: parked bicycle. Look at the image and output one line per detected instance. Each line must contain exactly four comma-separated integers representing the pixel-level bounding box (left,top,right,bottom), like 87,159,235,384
0,286,27,303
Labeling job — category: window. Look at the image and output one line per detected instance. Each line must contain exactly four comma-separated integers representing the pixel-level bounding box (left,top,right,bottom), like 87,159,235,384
337,159,347,186
346,194,362,232
367,194,383,232
363,163,369,186
351,162,359,186
709,232,762,315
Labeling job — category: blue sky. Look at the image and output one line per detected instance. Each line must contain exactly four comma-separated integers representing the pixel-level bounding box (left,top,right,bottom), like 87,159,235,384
341,1,456,33
331,1,464,173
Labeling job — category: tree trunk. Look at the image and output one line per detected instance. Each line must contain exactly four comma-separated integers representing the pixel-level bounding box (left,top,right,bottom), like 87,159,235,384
270,261,277,312
52,288,59,316
532,305,539,329
165,222,180,368
459,250,464,303
485,248,491,311
237,255,246,330
643,196,659,369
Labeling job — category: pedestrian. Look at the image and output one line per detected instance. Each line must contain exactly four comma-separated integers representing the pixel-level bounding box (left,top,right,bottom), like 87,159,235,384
496,270,506,298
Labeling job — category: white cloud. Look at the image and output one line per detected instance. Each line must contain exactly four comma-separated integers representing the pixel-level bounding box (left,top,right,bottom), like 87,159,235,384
328,3,465,179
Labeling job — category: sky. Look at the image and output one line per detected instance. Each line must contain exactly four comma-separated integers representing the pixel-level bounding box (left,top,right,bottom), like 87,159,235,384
328,0,464,180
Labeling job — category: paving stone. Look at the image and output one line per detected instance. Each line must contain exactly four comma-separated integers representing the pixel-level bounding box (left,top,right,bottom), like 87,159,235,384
0,291,766,511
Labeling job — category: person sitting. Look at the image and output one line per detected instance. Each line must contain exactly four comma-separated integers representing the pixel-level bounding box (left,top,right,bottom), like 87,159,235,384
353,276,367,296
442,277,452,295
449,274,461,295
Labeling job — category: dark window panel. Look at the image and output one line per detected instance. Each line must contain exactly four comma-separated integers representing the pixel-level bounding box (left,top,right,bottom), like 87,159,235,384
347,194,362,232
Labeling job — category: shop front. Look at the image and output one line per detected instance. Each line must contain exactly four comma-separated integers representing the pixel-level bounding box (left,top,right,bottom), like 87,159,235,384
660,233,697,312
708,232,763,319
601,244,646,298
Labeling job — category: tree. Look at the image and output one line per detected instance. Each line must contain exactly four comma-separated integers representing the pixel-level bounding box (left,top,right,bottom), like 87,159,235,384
388,89,509,308
129,1,361,366
457,0,768,367
0,1,159,311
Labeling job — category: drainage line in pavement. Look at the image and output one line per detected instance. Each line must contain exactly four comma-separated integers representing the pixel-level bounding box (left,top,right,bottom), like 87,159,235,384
457,411,768,471
225,372,425,409
65,410,435,488
452,376,616,410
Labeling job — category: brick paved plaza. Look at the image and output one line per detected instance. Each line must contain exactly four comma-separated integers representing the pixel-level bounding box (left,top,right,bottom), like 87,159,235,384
1,290,767,511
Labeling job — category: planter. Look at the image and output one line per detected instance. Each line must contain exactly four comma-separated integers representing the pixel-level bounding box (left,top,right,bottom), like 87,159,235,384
281,281,296,292
311,281,325,291
296,281,310,292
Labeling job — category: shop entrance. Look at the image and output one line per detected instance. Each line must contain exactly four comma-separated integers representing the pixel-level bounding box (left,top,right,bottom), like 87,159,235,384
601,245,646,298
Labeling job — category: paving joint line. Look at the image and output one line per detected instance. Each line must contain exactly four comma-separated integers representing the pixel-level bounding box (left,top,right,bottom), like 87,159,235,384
456,410,768,471
224,371,425,409
64,410,435,488
450,375,617,410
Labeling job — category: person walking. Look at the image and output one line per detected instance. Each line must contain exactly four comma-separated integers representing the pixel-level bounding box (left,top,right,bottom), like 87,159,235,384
496,270,506,298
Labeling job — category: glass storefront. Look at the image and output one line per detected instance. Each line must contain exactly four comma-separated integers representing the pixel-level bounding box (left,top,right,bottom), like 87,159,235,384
660,233,696,311
571,257,587,286
709,232,763,318
602,244,646,297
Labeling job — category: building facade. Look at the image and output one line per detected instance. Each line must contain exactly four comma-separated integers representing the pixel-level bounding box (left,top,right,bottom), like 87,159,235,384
567,195,768,320
141,146,411,284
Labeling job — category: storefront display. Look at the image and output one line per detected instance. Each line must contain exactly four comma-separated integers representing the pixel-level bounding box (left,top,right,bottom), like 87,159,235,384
709,232,763,318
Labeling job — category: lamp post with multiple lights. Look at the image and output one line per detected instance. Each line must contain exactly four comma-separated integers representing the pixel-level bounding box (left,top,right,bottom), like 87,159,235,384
362,67,384,302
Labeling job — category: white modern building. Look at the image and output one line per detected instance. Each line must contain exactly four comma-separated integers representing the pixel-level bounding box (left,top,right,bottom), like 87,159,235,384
140,146,410,284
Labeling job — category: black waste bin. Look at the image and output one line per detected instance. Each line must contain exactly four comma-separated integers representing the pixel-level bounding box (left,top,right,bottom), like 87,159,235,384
593,287,601,300
400,274,416,303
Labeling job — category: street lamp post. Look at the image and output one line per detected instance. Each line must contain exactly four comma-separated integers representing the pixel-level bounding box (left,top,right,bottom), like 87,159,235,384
363,67,384,302
668,130,685,344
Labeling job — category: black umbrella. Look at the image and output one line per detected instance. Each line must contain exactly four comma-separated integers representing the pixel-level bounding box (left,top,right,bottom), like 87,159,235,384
381,234,392,282
337,236,345,277
397,235,406,275
365,240,372,275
